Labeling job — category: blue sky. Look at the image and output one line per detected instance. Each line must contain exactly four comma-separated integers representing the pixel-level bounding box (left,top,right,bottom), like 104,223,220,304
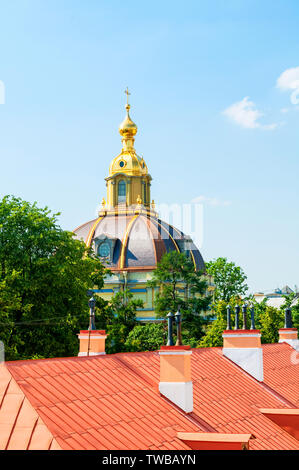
0,0,298,293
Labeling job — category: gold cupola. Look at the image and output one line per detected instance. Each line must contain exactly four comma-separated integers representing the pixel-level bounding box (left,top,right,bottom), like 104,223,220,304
119,104,137,140
104,89,152,211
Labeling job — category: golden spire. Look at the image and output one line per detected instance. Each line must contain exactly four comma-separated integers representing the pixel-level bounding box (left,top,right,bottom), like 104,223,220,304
119,88,137,148
106,90,152,211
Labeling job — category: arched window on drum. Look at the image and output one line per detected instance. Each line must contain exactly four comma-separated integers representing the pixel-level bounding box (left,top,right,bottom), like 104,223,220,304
118,180,126,204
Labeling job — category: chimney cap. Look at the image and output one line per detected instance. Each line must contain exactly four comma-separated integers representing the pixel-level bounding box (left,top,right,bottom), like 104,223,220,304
79,329,106,335
159,345,191,351
88,296,96,309
223,329,260,335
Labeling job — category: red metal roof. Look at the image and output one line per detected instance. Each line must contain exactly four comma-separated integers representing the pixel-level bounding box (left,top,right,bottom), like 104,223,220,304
2,343,299,450
108,347,299,450
263,342,299,407
0,364,61,450
5,353,200,450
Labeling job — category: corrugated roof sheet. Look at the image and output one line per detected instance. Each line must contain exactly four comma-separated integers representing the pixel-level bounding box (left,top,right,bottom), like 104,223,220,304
263,342,299,407
5,353,200,450
2,343,299,450
111,347,299,450
0,364,61,450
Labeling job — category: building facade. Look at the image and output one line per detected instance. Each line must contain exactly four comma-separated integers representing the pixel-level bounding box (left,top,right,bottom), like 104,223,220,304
254,285,298,309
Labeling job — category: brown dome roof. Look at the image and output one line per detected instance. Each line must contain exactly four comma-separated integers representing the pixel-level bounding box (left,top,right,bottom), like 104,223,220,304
74,212,205,272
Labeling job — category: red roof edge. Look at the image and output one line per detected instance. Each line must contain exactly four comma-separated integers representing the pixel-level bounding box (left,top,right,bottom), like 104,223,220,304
260,409,299,442
177,432,255,450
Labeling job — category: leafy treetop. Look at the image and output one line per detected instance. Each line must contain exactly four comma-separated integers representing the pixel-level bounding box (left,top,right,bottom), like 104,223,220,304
148,251,211,342
206,257,248,303
0,195,107,360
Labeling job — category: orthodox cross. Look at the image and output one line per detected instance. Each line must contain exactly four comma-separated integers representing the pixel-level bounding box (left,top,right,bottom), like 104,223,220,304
125,87,131,106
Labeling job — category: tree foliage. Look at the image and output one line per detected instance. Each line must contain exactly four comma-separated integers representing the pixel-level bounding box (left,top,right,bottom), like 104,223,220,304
199,299,243,347
206,257,248,302
200,297,285,347
292,304,299,332
95,290,143,354
125,322,166,352
253,300,284,344
280,292,299,332
148,251,211,343
0,195,107,360
281,291,297,309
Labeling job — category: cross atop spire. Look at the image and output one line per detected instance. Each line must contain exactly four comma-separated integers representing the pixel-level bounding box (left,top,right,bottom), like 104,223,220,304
124,87,131,107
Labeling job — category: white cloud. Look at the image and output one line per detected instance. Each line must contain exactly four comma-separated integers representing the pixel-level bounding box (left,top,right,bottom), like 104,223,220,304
277,67,299,105
191,196,231,207
223,97,277,130
277,67,299,90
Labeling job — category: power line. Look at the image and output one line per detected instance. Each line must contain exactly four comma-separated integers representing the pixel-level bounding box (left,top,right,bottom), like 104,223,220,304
0,312,90,326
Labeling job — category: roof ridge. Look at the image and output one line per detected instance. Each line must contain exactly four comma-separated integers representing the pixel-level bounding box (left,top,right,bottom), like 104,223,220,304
5,349,159,367
119,213,141,269
259,381,297,408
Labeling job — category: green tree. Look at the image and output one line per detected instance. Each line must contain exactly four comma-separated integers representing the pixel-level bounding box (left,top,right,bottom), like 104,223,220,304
280,291,299,331
103,290,144,354
125,322,166,352
199,299,244,347
148,251,211,342
281,291,297,309
0,195,107,360
254,301,284,344
200,297,284,347
206,257,248,302
292,303,299,332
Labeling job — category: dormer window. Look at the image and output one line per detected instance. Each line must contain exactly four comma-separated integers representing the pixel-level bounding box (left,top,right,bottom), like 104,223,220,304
98,242,110,258
94,235,117,265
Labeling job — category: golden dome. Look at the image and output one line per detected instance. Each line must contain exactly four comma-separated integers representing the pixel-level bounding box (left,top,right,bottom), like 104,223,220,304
108,89,149,178
119,104,137,137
